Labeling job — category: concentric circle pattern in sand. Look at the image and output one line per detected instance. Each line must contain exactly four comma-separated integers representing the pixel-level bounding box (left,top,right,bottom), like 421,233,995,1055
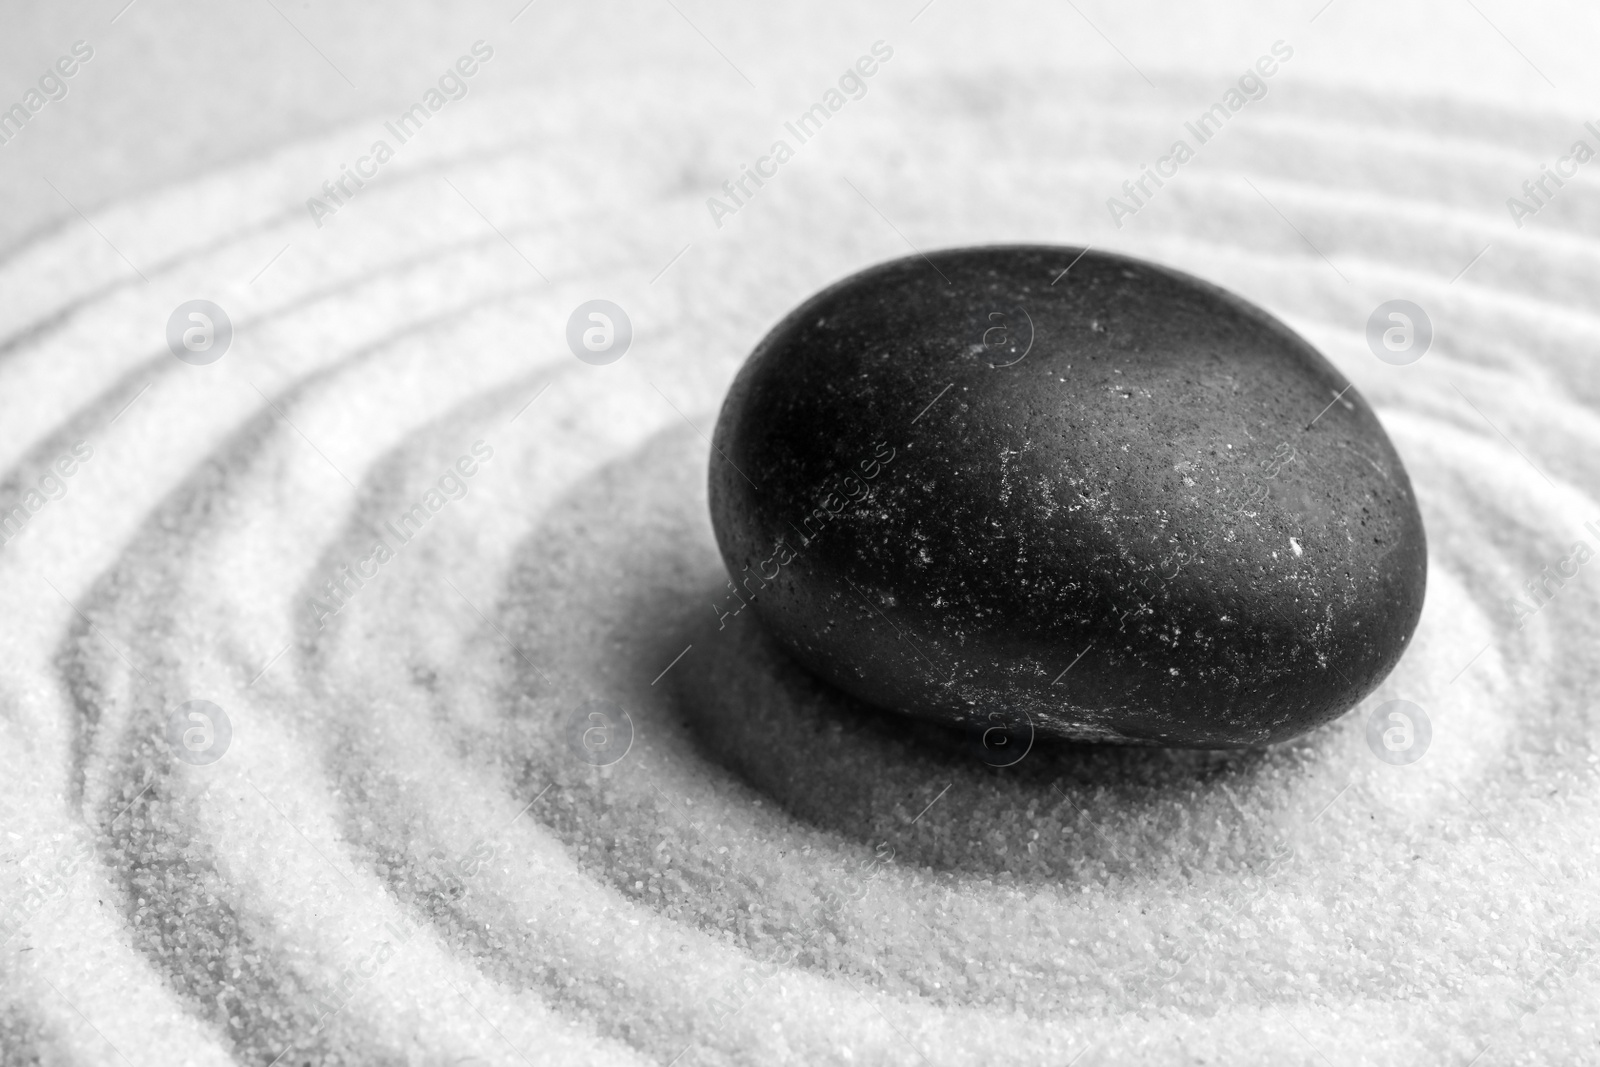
1,61,1598,1067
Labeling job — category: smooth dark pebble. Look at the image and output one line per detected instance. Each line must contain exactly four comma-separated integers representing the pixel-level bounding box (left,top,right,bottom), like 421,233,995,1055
708,245,1426,747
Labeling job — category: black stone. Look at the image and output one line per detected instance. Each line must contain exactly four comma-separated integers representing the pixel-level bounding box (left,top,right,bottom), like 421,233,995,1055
708,246,1427,747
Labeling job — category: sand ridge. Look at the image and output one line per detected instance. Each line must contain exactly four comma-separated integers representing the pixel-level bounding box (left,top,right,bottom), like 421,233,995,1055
0,61,1596,1066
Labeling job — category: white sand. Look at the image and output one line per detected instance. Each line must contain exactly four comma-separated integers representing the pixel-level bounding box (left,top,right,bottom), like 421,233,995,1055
2,12,1599,1066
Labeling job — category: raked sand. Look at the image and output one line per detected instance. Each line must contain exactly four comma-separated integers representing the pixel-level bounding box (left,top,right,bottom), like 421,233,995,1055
1,39,1599,1067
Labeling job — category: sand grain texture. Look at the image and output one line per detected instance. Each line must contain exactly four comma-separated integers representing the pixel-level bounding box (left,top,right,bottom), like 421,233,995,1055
1,20,1598,1067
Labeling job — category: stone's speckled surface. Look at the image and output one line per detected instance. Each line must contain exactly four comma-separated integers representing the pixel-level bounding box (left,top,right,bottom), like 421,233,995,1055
708,246,1428,748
